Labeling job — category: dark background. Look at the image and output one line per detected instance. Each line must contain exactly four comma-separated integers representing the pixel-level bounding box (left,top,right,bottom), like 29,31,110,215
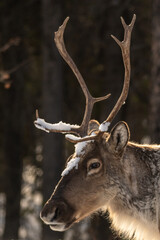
0,0,159,239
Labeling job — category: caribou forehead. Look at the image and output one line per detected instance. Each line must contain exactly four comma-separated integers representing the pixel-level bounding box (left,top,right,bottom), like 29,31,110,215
62,140,95,176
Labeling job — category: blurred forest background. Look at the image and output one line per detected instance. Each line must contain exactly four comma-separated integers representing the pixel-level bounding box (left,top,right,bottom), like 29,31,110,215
0,0,160,239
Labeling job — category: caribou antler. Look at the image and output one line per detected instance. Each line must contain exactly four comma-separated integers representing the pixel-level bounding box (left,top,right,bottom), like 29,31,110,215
35,17,110,137
99,14,136,130
66,14,136,143
34,14,136,143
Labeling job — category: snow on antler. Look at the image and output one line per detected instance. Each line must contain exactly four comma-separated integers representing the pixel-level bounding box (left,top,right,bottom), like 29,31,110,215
99,122,110,132
34,117,79,133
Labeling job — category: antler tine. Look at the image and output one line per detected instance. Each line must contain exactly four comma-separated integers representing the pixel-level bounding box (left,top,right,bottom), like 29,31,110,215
54,17,89,98
35,15,136,143
34,17,110,138
100,14,136,129
36,109,39,118
54,17,110,137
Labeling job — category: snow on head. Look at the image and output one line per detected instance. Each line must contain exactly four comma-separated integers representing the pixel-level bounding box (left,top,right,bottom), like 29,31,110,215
61,157,80,176
75,141,88,155
61,139,94,177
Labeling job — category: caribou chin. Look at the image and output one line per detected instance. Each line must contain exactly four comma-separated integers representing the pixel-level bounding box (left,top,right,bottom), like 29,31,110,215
49,221,74,232
50,223,66,232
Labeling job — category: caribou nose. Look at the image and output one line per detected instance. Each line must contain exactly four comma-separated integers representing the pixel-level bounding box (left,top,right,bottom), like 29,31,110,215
40,200,67,224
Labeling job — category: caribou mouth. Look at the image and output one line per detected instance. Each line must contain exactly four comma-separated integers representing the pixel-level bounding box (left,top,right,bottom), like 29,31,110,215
50,223,66,232
50,218,76,232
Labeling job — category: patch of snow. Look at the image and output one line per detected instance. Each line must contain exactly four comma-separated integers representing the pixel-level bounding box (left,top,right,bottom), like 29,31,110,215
61,157,80,176
65,134,82,141
66,133,96,142
34,118,79,133
99,121,110,132
75,141,88,155
90,131,96,136
61,137,95,176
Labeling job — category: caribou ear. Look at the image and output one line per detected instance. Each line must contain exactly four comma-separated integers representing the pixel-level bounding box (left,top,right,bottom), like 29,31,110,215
88,120,100,135
108,121,130,153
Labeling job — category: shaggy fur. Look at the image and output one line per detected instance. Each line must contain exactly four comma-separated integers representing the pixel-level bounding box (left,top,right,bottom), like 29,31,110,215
106,142,160,240
40,122,160,240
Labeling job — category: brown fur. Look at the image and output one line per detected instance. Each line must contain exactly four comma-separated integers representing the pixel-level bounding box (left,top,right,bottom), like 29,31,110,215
40,122,160,240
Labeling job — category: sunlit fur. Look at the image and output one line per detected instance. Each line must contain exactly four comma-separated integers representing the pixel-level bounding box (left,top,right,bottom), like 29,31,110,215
41,122,160,240
104,141,160,240
108,206,160,240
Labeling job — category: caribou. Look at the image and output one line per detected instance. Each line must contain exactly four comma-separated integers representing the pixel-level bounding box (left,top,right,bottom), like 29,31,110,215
34,15,160,240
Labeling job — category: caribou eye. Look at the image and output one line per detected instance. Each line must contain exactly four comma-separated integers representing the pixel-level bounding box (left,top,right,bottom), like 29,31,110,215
89,162,100,170
87,158,102,176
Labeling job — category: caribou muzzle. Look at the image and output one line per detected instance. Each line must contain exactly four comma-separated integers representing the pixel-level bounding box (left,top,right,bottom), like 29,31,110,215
40,198,76,232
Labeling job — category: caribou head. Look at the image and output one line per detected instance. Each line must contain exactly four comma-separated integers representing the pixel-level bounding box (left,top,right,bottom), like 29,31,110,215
34,14,136,232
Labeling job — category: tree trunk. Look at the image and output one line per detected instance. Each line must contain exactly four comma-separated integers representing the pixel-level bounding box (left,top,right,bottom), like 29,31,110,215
0,1,25,238
3,69,24,240
150,0,160,142
41,1,64,240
